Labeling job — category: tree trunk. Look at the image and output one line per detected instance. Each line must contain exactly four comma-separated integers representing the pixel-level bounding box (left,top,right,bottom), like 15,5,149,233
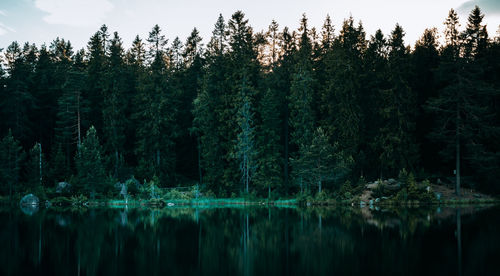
197,136,202,185
115,150,119,178
284,107,289,194
456,97,461,196
39,143,42,187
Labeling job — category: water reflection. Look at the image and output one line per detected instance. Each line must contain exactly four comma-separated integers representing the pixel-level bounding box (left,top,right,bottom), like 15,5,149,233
0,205,498,275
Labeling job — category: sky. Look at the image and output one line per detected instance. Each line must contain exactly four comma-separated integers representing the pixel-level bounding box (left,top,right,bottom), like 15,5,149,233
0,0,499,51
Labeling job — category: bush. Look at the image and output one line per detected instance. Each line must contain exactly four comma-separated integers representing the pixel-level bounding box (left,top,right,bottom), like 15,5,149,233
163,189,191,200
203,190,216,199
315,190,329,201
340,180,352,195
125,176,140,196
51,196,73,206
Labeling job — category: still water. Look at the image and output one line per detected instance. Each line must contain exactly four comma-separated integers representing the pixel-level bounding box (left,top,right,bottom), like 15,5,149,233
1,205,499,275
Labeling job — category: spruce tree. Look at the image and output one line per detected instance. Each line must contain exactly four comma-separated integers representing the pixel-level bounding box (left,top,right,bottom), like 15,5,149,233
255,88,282,197
375,24,418,176
103,32,128,179
289,15,315,192
0,130,24,200
193,15,227,193
235,78,257,194
26,142,44,191
134,25,178,185
75,126,107,197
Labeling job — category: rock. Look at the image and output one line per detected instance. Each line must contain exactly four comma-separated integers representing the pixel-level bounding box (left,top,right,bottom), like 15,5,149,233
366,182,378,189
56,181,71,193
435,193,441,200
20,194,40,216
20,194,39,206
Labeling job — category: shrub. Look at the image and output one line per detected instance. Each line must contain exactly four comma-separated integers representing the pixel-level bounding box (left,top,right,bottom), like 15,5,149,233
315,190,329,201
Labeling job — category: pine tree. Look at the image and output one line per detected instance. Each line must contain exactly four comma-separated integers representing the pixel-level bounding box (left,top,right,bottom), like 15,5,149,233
193,15,228,193
411,28,441,173
0,130,24,200
255,88,282,197
134,25,178,185
427,7,498,195
25,142,44,190
223,11,259,190
321,17,365,158
75,126,107,197
177,28,204,180
289,15,315,192
235,78,257,194
86,26,108,132
299,127,353,193
2,42,35,146
55,69,88,177
461,6,487,59
375,24,418,176
103,32,128,179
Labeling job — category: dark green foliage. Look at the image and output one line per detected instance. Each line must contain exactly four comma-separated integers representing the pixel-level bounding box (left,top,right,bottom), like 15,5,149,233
75,126,107,197
0,7,498,198
235,78,257,193
0,130,24,198
103,32,128,179
25,143,44,190
134,25,178,186
297,128,353,193
255,88,282,196
375,24,418,175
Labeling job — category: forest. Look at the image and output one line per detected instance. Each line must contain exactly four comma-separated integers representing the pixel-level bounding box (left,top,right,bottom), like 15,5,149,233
0,6,499,201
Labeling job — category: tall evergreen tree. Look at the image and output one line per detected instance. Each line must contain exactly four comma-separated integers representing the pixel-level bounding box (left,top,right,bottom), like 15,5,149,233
321,17,365,159
255,88,282,197
411,28,441,173
103,32,128,179
2,42,35,146
235,78,257,193
299,127,353,193
193,15,228,193
289,14,315,192
428,7,498,195
0,130,24,200
25,142,44,190
134,25,178,185
86,26,108,132
375,24,418,176
75,126,107,197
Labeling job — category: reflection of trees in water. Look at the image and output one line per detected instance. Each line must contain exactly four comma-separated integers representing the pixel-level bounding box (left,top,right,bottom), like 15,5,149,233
0,205,498,275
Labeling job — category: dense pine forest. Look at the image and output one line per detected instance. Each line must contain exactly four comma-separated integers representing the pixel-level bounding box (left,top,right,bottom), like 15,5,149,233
0,6,499,200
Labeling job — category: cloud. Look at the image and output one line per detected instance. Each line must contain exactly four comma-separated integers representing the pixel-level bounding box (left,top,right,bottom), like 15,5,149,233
458,0,500,15
35,0,114,27
0,22,15,35
0,10,7,16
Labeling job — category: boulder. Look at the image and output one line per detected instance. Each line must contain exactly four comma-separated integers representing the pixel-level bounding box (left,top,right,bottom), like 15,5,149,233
20,194,39,206
20,194,39,216
56,181,71,193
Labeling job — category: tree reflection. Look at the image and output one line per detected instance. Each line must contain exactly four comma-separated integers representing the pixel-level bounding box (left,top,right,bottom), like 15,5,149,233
0,205,498,275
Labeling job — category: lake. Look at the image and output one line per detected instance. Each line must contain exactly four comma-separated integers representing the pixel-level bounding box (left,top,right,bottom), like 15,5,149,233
1,205,499,275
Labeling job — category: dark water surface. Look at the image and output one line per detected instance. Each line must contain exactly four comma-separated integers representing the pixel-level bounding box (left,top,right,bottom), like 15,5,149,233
1,205,499,275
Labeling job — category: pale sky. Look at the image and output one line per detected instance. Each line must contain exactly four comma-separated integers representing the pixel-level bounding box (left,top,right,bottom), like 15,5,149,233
0,0,499,51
